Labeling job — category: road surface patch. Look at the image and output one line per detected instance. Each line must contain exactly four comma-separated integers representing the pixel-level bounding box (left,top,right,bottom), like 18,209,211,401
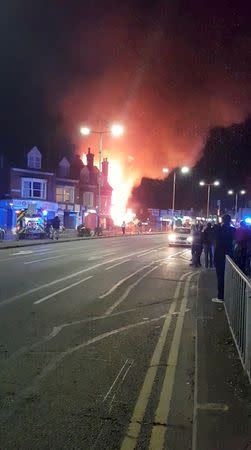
105,265,159,315
120,271,193,450
24,254,67,264
33,275,93,305
197,403,229,412
105,259,131,271
149,272,198,449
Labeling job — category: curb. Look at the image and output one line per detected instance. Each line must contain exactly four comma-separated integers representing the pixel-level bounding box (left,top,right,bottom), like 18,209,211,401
0,232,169,250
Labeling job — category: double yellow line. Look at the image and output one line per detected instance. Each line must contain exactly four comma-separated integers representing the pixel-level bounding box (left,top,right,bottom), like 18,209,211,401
120,271,197,450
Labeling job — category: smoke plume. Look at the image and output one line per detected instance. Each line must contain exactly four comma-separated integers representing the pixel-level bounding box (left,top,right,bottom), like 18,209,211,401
58,1,251,183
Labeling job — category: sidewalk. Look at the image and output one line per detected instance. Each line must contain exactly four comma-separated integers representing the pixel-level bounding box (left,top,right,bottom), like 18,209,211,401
195,269,251,449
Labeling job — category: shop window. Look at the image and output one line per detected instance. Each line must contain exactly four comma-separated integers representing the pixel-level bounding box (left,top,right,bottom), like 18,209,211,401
22,178,47,199
83,191,94,208
56,186,74,203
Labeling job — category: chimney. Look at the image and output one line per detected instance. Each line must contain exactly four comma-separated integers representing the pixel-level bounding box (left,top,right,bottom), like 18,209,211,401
87,147,94,169
102,158,108,181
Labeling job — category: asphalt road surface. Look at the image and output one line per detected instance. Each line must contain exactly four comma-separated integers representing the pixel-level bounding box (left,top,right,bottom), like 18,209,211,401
0,235,202,449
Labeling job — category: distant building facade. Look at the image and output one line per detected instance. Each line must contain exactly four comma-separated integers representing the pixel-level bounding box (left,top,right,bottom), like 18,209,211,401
0,146,113,231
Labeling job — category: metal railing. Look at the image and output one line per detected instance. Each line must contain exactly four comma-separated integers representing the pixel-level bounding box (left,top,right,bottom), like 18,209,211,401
224,256,251,382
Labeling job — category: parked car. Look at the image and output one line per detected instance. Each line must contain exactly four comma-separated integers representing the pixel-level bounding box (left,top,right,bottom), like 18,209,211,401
0,226,5,241
168,227,192,246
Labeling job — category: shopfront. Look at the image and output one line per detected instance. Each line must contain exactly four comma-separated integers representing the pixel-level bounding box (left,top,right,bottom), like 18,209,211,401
0,199,58,232
57,203,81,229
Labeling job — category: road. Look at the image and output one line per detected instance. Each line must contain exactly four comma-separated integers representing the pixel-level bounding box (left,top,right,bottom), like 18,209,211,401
0,235,200,449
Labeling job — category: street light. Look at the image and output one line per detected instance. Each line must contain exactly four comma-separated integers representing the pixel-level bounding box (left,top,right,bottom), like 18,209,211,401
228,189,246,219
80,127,91,136
80,123,124,228
199,180,220,219
163,166,190,220
180,166,189,174
111,124,124,136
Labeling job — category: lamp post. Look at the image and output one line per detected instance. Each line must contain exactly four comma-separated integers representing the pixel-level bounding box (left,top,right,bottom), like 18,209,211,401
162,166,190,221
199,180,220,219
228,189,246,220
80,124,124,228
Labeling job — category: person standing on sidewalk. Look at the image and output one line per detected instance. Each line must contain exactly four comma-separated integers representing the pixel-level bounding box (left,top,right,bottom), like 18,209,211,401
202,222,215,268
234,220,251,274
52,215,60,240
121,221,126,235
212,214,236,304
190,224,203,267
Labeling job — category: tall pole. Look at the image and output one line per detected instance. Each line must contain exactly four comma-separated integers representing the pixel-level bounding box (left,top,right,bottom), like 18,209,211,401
172,171,176,221
206,184,211,219
235,193,238,220
98,132,102,229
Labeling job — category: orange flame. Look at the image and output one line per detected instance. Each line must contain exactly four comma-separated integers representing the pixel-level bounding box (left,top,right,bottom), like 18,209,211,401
108,160,135,225
81,153,135,225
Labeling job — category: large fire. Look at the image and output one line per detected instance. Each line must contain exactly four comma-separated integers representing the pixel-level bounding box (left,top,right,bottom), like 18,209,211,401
108,160,135,226
82,153,135,226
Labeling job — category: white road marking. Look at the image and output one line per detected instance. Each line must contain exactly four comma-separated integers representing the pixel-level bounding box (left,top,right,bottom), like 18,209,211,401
102,359,130,402
11,250,33,255
6,315,167,418
105,265,159,315
9,306,165,361
24,255,66,265
34,276,93,305
107,360,134,413
101,251,116,256
99,262,158,299
93,359,134,448
0,247,182,307
120,271,194,450
105,259,131,271
136,249,158,257
100,250,185,300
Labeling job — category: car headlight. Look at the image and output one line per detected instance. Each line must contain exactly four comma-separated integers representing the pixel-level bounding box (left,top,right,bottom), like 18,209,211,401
168,233,176,242
187,236,192,243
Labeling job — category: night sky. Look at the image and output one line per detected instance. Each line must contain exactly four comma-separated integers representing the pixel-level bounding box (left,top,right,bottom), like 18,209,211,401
1,1,251,192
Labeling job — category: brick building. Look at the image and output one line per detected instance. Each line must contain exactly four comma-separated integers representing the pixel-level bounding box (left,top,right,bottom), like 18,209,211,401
0,146,112,232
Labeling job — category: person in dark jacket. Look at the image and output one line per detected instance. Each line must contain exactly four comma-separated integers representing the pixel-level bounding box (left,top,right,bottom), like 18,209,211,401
202,222,215,268
52,216,60,240
191,224,203,267
234,221,251,274
212,214,236,303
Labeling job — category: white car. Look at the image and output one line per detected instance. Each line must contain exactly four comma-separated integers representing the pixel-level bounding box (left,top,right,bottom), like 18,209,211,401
168,227,192,246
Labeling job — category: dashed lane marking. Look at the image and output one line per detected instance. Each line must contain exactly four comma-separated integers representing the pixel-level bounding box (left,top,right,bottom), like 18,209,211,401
33,276,93,305
105,259,131,271
0,247,167,307
24,255,67,265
